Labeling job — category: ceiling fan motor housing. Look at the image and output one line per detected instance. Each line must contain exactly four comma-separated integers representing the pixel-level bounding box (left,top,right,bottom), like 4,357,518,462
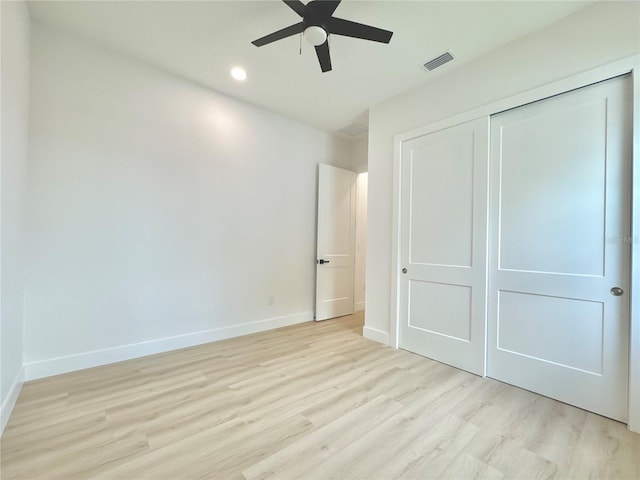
304,1,331,34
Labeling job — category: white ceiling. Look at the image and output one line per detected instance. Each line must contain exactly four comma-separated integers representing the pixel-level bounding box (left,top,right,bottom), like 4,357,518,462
28,0,594,134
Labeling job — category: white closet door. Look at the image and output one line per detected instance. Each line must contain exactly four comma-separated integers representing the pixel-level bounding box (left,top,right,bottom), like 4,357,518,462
488,75,632,421
398,117,489,376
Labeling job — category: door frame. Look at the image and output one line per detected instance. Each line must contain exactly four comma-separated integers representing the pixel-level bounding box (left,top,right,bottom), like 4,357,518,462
390,54,640,432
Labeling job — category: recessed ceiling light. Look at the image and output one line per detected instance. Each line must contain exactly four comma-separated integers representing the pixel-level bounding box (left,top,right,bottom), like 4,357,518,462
230,67,247,81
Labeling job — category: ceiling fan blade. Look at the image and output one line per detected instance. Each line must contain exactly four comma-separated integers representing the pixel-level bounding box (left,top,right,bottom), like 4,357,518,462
313,0,342,18
252,22,305,47
283,0,307,17
328,17,393,43
315,42,332,72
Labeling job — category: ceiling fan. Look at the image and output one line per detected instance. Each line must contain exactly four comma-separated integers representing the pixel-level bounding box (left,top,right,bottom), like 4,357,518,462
251,0,393,73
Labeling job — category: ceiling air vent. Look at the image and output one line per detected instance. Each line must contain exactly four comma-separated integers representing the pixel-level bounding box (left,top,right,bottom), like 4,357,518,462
422,51,454,72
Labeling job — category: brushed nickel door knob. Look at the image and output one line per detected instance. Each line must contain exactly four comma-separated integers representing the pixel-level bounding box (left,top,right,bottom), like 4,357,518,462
610,287,624,296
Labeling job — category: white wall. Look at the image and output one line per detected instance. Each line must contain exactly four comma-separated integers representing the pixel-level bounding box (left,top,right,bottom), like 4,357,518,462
25,23,352,377
354,172,368,312
351,133,368,172
366,0,640,337
1,0,30,431
352,134,368,312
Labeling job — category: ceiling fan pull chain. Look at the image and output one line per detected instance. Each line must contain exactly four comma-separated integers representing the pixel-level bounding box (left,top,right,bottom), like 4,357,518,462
299,32,302,55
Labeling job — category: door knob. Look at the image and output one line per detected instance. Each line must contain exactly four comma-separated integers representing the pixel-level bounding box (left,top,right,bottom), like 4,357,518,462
402,268,407,274
317,259,330,265
610,287,624,296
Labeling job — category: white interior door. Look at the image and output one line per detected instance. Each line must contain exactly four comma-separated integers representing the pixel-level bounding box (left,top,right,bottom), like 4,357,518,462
398,118,489,376
488,75,632,421
315,164,356,321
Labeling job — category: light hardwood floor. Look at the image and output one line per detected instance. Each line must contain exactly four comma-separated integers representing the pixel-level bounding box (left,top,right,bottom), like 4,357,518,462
1,312,638,479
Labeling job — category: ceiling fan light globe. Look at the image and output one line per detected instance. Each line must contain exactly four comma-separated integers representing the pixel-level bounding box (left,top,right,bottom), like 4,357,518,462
304,26,327,46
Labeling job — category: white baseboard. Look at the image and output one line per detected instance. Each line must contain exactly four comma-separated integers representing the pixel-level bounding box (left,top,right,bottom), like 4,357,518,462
1,366,25,435
24,311,313,381
363,326,390,345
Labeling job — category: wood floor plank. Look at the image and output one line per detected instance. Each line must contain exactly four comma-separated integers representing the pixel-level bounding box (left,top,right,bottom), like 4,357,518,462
520,397,588,469
462,428,559,479
561,413,640,479
242,394,406,480
2,311,638,479
437,452,505,480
